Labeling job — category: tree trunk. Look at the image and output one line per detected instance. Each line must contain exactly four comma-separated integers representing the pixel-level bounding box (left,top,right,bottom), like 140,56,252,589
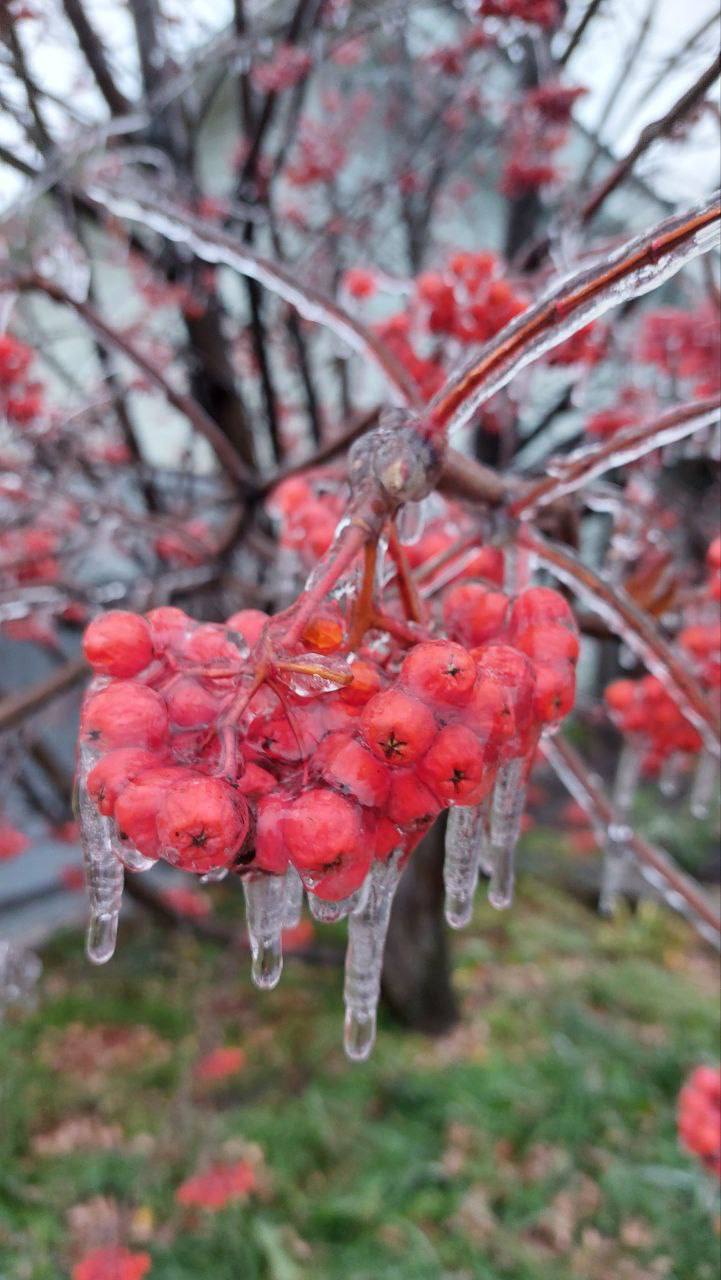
382,817,459,1035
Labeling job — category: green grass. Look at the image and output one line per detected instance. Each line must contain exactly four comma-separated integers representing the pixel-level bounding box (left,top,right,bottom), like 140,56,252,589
0,878,718,1280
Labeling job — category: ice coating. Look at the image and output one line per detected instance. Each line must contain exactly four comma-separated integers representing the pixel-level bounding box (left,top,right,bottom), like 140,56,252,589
444,804,487,928
487,758,527,910
242,872,286,990
282,865,304,928
433,194,721,438
343,852,403,1061
77,746,125,964
599,740,643,915
83,182,418,408
0,939,41,1019
690,750,718,821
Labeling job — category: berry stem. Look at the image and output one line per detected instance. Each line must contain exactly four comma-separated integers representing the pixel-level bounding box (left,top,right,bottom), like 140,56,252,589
387,522,424,624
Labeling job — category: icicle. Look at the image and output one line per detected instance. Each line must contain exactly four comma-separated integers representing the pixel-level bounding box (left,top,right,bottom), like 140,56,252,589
487,759,526,910
283,865,304,928
242,872,286,990
658,752,686,798
443,804,487,928
77,748,125,965
690,750,719,820
0,939,41,1019
111,831,155,873
343,853,403,1061
199,867,229,884
599,739,644,915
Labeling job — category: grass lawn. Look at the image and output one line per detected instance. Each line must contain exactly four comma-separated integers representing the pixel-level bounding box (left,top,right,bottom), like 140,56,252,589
0,876,718,1280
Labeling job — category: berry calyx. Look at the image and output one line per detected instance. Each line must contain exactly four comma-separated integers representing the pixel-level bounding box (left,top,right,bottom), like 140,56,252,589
360,689,436,765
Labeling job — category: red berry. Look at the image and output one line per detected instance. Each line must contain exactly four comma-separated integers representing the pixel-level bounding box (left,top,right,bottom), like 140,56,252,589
387,771,442,828
86,748,165,817
83,611,154,678
360,690,436,765
81,682,169,750
314,732,391,807
508,586,575,634
282,788,365,870
400,640,476,706
516,623,580,665
442,583,509,647
226,609,269,649
145,606,189,651
339,659,382,706
305,851,371,901
164,677,221,728
418,723,489,804
533,661,576,724
114,766,194,858
236,761,277,797
157,776,250,872
254,792,290,874
180,623,244,668
301,606,345,653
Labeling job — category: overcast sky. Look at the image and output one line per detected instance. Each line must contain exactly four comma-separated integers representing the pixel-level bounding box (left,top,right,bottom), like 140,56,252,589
0,0,718,210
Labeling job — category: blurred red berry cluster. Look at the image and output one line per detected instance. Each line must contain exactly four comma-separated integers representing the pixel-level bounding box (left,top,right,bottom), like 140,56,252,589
678,1065,721,1179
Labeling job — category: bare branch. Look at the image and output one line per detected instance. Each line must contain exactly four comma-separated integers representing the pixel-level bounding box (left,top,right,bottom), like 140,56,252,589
83,183,422,407
6,271,258,490
61,0,132,116
0,658,87,735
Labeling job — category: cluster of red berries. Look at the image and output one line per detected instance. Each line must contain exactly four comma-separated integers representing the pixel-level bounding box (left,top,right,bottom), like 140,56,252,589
0,525,61,585
251,42,312,93
479,0,562,27
638,304,721,398
677,1065,721,1180
267,469,347,564
605,675,704,774
500,78,586,201
0,333,44,426
78,583,578,903
340,251,527,400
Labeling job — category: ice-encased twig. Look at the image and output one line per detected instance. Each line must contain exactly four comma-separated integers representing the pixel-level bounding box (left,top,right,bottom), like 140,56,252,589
283,865,304,928
599,739,643,915
77,747,125,965
659,751,686,798
242,872,287,990
0,938,41,1019
690,750,719,820
343,853,403,1061
444,804,487,928
488,759,527,910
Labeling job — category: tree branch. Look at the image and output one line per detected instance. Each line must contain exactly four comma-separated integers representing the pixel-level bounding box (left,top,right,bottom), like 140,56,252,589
61,0,132,116
544,735,720,942
432,195,721,437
